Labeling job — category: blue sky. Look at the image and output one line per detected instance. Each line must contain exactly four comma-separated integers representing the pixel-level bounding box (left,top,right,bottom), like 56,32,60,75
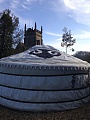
0,0,90,54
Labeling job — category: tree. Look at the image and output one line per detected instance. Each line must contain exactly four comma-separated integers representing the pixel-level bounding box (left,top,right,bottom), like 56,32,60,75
0,9,23,58
15,42,26,54
61,27,76,54
74,51,90,63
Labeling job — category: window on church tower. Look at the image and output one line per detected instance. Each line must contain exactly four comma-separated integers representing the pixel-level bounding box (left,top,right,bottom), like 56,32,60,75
36,40,40,45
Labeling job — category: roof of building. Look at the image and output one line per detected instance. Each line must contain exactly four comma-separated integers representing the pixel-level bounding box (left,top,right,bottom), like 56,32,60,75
0,45,89,76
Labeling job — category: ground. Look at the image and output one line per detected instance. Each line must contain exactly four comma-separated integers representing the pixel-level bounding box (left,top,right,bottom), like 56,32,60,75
0,103,90,120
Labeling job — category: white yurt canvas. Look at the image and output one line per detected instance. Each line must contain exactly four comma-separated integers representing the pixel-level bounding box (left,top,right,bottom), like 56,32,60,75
0,45,90,112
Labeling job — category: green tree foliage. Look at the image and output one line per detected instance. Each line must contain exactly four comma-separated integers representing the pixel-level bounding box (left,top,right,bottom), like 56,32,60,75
61,27,76,54
0,9,23,58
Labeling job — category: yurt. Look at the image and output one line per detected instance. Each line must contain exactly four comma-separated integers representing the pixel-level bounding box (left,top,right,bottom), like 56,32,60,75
0,45,90,112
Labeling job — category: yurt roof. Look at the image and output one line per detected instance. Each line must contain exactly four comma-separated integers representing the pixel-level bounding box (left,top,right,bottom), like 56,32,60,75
0,45,89,76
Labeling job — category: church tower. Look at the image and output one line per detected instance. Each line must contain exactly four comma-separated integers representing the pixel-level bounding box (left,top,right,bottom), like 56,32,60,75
24,22,43,48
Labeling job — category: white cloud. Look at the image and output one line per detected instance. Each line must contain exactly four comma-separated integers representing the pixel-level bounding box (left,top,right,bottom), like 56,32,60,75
10,2,17,9
74,42,90,52
63,0,76,10
49,0,66,13
45,31,62,37
0,0,43,28
73,30,90,40
10,0,32,10
64,0,90,13
0,0,43,12
63,0,90,26
50,39,90,54
50,0,90,26
45,29,90,54
21,4,30,10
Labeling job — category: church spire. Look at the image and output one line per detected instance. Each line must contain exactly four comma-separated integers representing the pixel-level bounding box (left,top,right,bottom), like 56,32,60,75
41,26,43,33
35,22,37,29
24,24,26,36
